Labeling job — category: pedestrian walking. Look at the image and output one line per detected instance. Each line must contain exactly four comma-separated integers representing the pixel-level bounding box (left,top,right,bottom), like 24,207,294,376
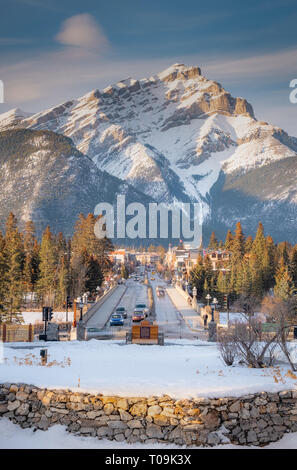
203,314,208,329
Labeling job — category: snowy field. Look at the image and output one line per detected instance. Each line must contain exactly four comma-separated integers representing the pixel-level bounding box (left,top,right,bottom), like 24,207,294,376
218,311,266,325
0,418,297,449
1,339,297,399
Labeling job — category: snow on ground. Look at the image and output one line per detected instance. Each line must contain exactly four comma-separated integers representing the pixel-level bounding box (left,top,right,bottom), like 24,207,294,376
1,418,297,449
21,311,74,324
165,286,206,336
218,311,267,325
1,339,297,399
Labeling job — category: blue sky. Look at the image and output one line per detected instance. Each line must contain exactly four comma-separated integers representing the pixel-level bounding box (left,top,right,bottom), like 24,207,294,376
1,0,297,135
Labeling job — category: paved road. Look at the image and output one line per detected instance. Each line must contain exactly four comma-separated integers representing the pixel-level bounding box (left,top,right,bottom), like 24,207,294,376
85,285,127,329
83,272,207,341
87,279,148,339
150,275,207,340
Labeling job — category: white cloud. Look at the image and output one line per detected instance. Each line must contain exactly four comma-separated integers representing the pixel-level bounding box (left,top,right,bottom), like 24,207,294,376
201,48,297,83
1,41,297,137
55,14,109,51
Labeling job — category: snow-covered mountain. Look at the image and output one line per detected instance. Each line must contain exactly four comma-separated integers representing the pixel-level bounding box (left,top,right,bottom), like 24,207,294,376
1,64,296,242
0,108,33,130
0,128,152,237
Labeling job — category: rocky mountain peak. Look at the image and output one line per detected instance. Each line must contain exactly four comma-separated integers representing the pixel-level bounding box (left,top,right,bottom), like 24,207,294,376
0,64,296,242
158,63,202,82
0,107,33,130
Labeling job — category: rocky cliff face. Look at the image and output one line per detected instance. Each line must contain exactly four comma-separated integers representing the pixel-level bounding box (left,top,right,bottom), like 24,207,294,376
0,64,296,242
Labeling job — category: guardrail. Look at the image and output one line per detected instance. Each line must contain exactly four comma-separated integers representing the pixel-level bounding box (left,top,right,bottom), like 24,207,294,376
82,285,120,325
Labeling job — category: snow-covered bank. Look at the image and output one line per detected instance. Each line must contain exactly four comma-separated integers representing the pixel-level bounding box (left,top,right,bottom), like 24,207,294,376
0,418,297,449
21,311,74,324
1,339,297,399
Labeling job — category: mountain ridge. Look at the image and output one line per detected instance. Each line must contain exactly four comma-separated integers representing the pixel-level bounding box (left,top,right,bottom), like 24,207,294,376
1,63,296,243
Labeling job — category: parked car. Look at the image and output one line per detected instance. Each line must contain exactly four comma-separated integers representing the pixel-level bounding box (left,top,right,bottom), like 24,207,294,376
132,309,145,322
109,314,124,326
135,303,149,316
115,306,127,318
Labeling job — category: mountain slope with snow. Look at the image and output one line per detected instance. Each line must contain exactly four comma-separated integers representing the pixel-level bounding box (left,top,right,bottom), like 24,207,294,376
0,129,152,237
1,64,296,242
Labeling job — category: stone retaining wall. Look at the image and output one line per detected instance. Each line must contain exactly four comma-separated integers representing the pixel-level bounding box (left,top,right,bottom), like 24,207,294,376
1,383,297,446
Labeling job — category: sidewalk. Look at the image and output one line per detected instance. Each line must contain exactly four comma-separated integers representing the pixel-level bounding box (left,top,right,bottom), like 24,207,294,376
166,287,208,340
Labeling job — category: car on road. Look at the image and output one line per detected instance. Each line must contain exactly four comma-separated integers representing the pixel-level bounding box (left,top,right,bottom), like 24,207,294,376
135,303,149,316
114,306,127,318
109,314,124,326
156,286,165,297
132,309,146,322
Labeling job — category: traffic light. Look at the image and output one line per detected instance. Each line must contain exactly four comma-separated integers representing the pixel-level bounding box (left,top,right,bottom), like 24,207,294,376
48,307,54,322
66,296,73,309
42,306,49,322
223,294,229,311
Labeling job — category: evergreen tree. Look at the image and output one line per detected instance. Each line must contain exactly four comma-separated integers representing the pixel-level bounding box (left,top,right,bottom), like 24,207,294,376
249,253,264,299
251,222,266,261
3,213,24,323
204,255,213,287
37,226,57,305
224,230,233,251
277,241,290,267
244,235,253,254
274,259,294,300
0,231,8,322
121,264,129,280
56,254,69,307
235,260,252,297
23,220,39,297
85,256,104,293
208,231,218,250
229,222,245,295
54,232,70,306
72,214,112,271
203,277,209,296
232,222,245,259
190,254,205,299
262,236,276,291
216,270,226,294
289,245,297,289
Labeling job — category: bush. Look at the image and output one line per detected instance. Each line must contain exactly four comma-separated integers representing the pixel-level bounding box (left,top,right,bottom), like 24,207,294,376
217,331,237,366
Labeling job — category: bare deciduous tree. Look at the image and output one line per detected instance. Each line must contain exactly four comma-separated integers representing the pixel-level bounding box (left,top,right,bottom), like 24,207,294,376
261,295,297,371
218,295,279,368
217,331,237,366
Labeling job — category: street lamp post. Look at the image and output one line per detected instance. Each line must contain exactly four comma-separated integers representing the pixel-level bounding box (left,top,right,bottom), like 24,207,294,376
206,293,211,306
208,297,218,342
192,286,198,311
